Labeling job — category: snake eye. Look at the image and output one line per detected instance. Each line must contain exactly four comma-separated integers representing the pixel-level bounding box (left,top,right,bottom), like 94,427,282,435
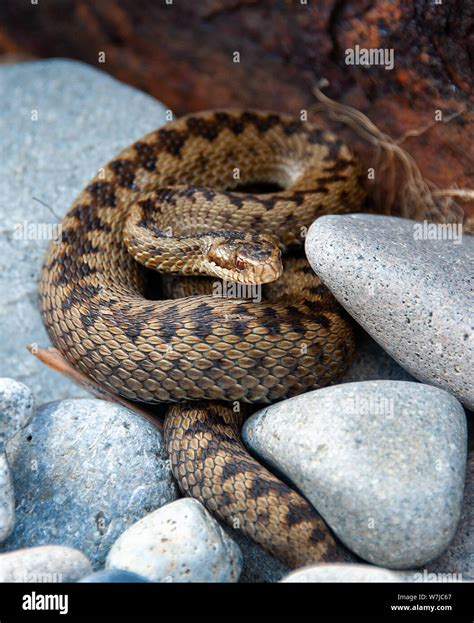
234,256,247,270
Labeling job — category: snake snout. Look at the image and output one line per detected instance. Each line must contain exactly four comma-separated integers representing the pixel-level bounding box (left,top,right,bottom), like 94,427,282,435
205,232,283,285
255,254,283,284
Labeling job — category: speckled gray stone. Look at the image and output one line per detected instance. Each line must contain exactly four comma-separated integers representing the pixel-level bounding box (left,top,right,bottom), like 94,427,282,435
0,60,168,403
1,399,178,568
0,454,15,543
0,378,35,451
281,563,405,583
423,443,473,582
243,381,467,569
0,545,92,582
107,498,242,582
305,214,473,409
0,378,35,543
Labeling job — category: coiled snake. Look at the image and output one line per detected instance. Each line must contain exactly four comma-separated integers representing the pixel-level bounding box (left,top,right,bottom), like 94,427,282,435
39,110,365,568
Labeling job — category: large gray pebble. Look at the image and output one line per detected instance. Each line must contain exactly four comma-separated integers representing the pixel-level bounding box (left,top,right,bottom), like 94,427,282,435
0,60,167,403
1,399,178,567
107,498,242,582
282,563,405,583
0,454,15,542
243,381,467,569
423,443,473,582
305,214,473,409
0,378,35,451
0,545,91,582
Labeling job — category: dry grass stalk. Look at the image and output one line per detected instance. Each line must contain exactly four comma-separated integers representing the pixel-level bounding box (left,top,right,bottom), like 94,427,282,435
311,80,473,232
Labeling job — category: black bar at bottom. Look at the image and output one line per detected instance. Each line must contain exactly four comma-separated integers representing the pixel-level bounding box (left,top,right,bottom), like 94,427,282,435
0,581,471,621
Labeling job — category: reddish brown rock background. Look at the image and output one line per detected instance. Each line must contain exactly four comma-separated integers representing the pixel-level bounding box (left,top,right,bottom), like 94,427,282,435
1,0,472,220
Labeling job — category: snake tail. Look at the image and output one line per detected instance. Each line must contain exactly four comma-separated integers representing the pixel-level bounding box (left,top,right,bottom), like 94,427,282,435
164,402,350,568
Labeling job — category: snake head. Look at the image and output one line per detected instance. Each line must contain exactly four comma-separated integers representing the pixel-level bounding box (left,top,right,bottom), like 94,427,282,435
204,231,283,285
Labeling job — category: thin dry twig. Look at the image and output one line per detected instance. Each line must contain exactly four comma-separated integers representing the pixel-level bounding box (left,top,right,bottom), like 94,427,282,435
27,344,164,432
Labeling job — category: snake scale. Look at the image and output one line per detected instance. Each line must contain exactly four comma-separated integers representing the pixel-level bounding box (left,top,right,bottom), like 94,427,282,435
39,110,365,568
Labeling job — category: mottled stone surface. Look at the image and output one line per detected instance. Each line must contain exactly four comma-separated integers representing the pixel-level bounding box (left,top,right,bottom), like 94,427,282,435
243,381,467,568
0,378,35,452
282,563,405,583
306,214,473,409
423,441,473,582
1,399,178,568
0,545,91,582
0,60,167,403
107,498,242,582
0,454,14,543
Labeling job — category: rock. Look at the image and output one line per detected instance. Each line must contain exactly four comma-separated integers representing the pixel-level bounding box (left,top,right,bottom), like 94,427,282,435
281,563,405,583
422,442,474,582
305,214,473,409
0,378,35,452
0,378,34,543
78,569,149,583
0,59,168,403
107,498,242,582
0,454,15,542
1,399,178,568
242,381,467,569
0,545,91,582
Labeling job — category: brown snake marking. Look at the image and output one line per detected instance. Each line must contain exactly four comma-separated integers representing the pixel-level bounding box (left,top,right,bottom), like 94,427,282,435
39,110,365,567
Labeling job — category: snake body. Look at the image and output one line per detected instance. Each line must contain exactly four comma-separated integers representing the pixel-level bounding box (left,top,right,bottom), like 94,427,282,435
39,110,365,567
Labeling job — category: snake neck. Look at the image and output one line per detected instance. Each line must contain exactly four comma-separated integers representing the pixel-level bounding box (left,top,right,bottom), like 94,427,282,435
123,225,210,277
122,189,284,283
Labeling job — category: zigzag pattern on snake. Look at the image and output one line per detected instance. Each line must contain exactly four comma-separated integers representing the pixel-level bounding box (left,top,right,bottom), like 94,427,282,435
39,110,365,567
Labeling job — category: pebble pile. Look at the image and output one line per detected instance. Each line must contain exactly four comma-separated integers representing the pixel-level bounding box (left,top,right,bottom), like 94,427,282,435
0,60,471,583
